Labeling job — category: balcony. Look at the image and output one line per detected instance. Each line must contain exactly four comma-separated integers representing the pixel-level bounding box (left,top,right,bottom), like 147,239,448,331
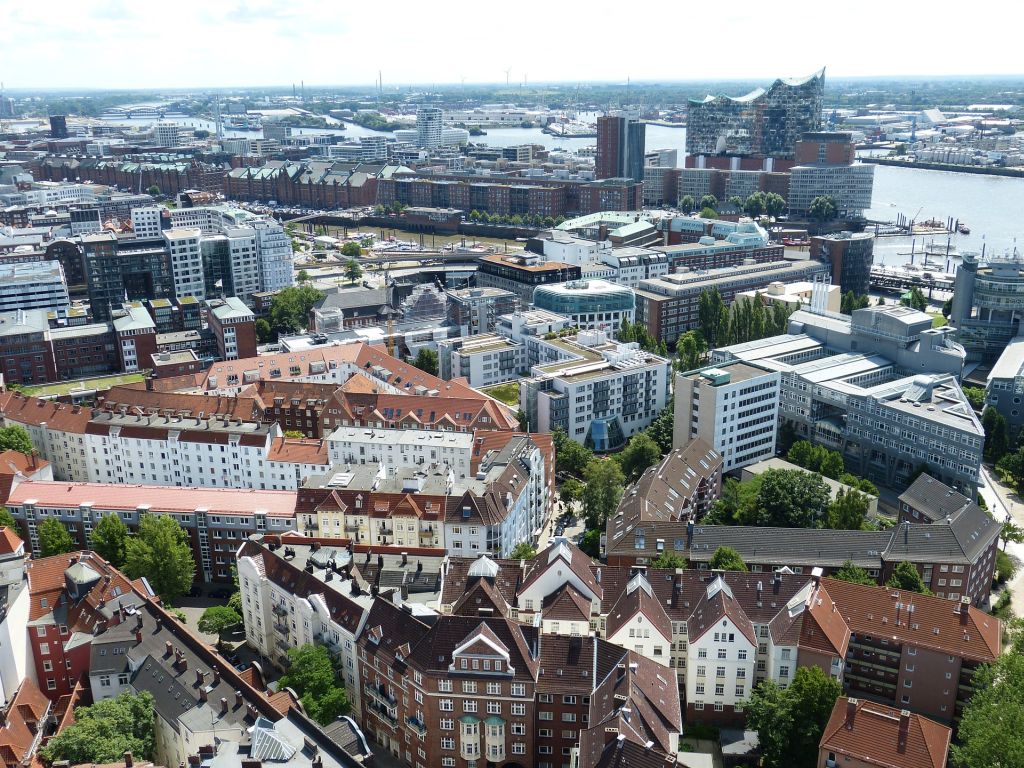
273,622,290,635
368,701,398,729
406,716,428,736
276,638,291,652
365,682,397,707
272,603,288,617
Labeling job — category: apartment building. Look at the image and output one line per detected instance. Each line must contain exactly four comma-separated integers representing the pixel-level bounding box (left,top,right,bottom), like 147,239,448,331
604,471,1000,606
163,228,205,300
326,427,474,480
445,287,520,336
475,253,581,306
519,330,671,450
672,363,781,472
437,334,524,388
634,259,830,344
615,439,723,523
439,540,1001,727
818,697,951,768
9,482,297,581
0,261,69,315
532,280,635,335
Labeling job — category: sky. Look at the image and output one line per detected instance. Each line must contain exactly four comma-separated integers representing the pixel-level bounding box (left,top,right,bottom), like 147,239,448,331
2,0,1022,90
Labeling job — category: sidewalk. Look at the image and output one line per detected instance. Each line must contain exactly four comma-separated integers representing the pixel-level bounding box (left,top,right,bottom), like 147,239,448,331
978,466,1024,618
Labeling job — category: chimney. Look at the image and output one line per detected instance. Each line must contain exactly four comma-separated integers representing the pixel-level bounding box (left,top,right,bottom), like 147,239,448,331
960,595,971,625
811,566,823,586
235,690,243,708
897,709,911,752
199,686,208,703
165,640,173,657
178,655,188,672
220,697,228,715
845,697,857,730
188,757,201,767
311,541,321,552
196,669,206,686
401,551,408,566
212,668,220,685
135,629,143,645
686,520,694,549
377,554,384,568
773,573,781,595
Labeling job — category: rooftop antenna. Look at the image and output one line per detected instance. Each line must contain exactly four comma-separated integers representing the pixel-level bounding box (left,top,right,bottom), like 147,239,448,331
504,67,512,87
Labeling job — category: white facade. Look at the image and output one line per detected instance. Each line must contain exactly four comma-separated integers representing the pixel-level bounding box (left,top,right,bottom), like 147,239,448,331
163,228,205,300
222,227,261,302
130,206,164,239
253,219,294,293
22,182,96,206
327,427,473,481
416,108,443,149
673,365,782,472
154,122,182,146
0,261,70,315
437,335,524,388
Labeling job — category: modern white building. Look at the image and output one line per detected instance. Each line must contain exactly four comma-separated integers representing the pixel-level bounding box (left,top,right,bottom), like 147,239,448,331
326,426,474,481
154,122,182,146
416,107,443,149
163,227,205,299
520,330,671,450
437,334,524,388
0,261,70,315
672,362,782,472
531,279,635,335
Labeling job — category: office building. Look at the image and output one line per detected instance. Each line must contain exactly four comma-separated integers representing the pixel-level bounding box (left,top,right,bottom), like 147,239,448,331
633,259,830,344
520,330,671,450
810,231,875,296
950,250,1024,361
788,163,875,219
737,279,842,313
445,287,520,336
416,107,443,149
153,122,182,146
437,334,524,388
985,335,1024,440
818,698,951,768
532,280,634,335
596,114,646,182
79,232,175,322
0,261,69,315
207,296,257,360
686,69,825,159
48,115,68,139
476,253,581,306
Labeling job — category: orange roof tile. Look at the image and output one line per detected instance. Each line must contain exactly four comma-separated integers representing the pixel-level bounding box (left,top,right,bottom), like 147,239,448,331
0,528,23,556
820,697,951,768
266,438,329,465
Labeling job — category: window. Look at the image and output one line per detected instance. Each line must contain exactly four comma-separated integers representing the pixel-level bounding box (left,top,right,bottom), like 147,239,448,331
440,719,454,730
463,700,477,713
439,680,452,692
779,666,790,678
487,702,501,714
441,738,455,750
716,667,725,677
511,683,526,697
439,699,453,711
737,650,747,660
487,682,501,695
39,643,49,655
511,703,526,716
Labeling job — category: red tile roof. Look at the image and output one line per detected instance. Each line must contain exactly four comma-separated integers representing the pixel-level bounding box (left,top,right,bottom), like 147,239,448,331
0,393,92,433
0,451,49,506
26,552,137,624
0,528,23,557
266,437,329,465
820,697,951,768
0,678,50,768
10,481,298,518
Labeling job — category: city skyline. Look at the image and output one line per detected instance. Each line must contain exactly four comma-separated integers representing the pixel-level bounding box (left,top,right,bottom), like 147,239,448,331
2,0,1022,90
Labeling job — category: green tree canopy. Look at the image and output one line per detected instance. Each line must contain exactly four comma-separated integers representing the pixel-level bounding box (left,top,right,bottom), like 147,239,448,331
709,546,747,571
146,185,161,196
0,507,17,531
962,385,986,411
833,560,876,586
808,195,838,222
124,514,196,604
751,469,831,528
841,291,870,314
40,691,155,765
745,667,842,768
413,348,439,376
279,645,349,725
0,425,32,455
197,605,242,642
886,560,930,594
697,289,729,349
952,621,1024,768
92,514,128,567
255,318,274,344
582,459,626,529
699,194,718,211
38,517,75,557
676,330,707,371
651,551,687,569
743,192,766,218
554,430,594,477
340,241,362,258
344,258,363,283
679,195,695,212
827,489,870,531
617,433,662,483
643,401,674,455
297,269,310,283
269,285,323,336
560,478,584,505
787,440,845,479
509,542,538,560
578,528,600,557
984,407,1011,463
900,285,928,312
763,192,786,218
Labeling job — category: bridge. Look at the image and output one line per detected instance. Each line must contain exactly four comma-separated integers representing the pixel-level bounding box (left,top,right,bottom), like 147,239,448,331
869,267,955,294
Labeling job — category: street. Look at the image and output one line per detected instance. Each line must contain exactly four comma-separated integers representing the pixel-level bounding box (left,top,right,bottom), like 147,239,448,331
977,467,1024,617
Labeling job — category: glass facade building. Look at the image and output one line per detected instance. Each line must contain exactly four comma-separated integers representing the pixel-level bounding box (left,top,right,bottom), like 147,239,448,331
532,279,635,335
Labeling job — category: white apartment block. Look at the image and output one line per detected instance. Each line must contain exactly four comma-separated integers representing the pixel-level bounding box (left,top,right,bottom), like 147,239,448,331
672,363,782,472
437,335,524,388
22,181,97,206
326,426,473,481
131,206,164,239
520,331,671,451
0,261,70,315
163,228,205,300
222,227,261,302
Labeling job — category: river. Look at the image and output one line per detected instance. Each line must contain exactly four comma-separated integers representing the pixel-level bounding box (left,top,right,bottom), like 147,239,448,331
99,115,1024,259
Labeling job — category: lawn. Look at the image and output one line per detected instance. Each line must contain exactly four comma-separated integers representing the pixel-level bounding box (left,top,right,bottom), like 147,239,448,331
24,372,148,397
482,381,520,407
929,312,948,328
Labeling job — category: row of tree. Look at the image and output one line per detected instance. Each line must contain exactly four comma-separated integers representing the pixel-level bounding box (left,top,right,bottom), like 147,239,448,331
467,210,567,228
696,289,795,352
617,319,668,356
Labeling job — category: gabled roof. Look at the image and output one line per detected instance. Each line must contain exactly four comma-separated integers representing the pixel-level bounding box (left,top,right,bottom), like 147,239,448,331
0,678,49,768
820,697,951,768
605,574,672,642
686,576,757,646
899,474,973,522
541,582,592,623
520,538,603,601
0,451,48,506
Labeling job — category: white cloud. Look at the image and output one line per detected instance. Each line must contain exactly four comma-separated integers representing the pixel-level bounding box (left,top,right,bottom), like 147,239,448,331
1,0,1020,89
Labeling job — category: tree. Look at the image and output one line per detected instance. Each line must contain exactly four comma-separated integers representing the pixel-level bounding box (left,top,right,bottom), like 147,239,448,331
651,551,687,569
0,507,16,530
255,318,274,344
92,514,128,567
900,286,928,312
509,542,538,560
679,195,695,212
808,195,838,222
952,622,1024,768
709,546,747,571
578,529,600,557
962,386,986,411
745,668,841,768
124,514,196,604
763,192,786,218
297,269,310,283
40,691,155,765
617,433,662,482
728,195,744,209
38,517,75,557
819,451,844,480
197,605,242,647
699,206,718,219
582,459,625,529
751,469,831,528
942,296,953,317
1002,521,1024,552
984,407,1010,462
278,645,349,725
0,425,32,455
555,436,594,477
827,490,870,530
676,330,707,371
699,194,718,211
146,184,161,196
269,285,323,336
742,192,766,218
886,560,930,594
340,241,361,258
643,401,674,455
833,560,876,586
344,258,363,284
560,478,584,506
841,291,870,314
413,348,439,376
697,289,729,349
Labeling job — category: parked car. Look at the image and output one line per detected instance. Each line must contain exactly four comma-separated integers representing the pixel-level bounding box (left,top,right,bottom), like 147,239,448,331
209,587,233,600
